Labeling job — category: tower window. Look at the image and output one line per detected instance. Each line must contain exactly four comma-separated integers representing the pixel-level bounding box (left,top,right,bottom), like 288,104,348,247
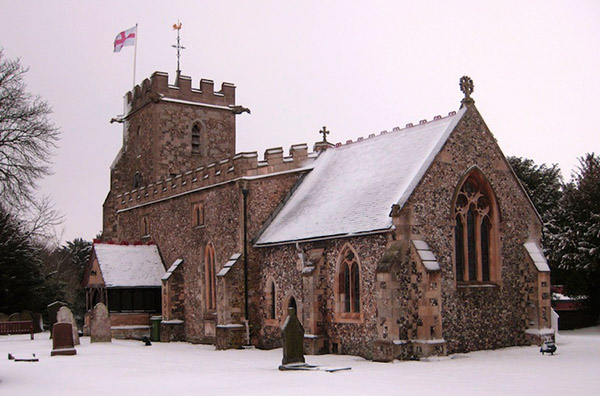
192,124,201,154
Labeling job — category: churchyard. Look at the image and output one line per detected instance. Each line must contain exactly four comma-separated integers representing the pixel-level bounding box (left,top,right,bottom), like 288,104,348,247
1,326,599,395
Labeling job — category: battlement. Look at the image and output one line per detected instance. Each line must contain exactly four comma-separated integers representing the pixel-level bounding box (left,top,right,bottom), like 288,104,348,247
114,143,316,212
125,71,236,115
113,110,459,212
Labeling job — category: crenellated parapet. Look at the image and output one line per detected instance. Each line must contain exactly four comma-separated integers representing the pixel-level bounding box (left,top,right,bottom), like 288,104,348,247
113,144,316,212
125,71,236,115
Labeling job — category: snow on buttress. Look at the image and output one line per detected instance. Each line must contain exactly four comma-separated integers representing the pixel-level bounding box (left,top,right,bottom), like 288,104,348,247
94,244,165,287
256,107,466,245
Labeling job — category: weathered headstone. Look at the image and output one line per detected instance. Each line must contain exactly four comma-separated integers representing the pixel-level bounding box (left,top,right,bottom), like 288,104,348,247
8,312,20,321
57,306,80,345
90,302,112,343
20,310,33,321
51,322,76,356
0,312,9,322
280,307,305,367
47,301,67,338
31,312,44,333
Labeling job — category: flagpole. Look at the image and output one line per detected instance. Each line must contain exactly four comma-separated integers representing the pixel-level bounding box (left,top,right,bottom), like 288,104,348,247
133,23,138,88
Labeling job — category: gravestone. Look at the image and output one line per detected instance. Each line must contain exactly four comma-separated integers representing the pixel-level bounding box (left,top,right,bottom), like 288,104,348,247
280,307,305,367
51,322,77,356
20,310,33,322
31,312,44,333
57,306,80,345
0,312,8,322
47,301,67,338
90,302,112,343
8,312,20,321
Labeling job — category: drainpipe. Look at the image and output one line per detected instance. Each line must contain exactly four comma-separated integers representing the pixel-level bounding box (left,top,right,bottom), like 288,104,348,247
242,187,249,321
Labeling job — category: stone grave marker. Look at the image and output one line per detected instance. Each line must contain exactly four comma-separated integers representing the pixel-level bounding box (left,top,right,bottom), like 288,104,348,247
0,312,8,322
90,302,112,343
31,312,44,333
20,310,33,322
8,312,20,321
280,307,305,367
47,301,67,338
57,306,80,345
51,322,76,356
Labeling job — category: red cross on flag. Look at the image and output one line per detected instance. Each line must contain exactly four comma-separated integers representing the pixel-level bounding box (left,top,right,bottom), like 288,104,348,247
114,26,137,52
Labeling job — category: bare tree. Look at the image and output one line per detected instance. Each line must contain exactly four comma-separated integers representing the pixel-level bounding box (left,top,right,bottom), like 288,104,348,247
0,50,59,208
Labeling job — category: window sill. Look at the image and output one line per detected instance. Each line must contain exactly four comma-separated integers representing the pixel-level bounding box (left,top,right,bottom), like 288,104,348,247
456,282,499,289
193,225,205,230
334,313,364,324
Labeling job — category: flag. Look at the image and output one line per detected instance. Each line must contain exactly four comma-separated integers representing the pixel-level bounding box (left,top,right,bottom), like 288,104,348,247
114,26,136,53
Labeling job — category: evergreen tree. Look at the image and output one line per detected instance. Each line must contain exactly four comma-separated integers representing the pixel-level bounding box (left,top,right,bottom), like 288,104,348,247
547,153,600,322
507,156,563,221
0,205,63,313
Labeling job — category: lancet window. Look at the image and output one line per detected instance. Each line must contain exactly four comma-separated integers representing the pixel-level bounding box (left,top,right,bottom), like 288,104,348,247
205,244,216,310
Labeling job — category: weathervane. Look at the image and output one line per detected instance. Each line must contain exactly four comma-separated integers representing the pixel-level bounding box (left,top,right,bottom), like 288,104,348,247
172,21,185,75
460,76,474,106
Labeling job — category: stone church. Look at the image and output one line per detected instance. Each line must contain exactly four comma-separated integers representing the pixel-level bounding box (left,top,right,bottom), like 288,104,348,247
88,71,553,361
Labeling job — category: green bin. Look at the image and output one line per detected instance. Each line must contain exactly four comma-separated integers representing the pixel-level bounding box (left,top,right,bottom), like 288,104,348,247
150,316,162,342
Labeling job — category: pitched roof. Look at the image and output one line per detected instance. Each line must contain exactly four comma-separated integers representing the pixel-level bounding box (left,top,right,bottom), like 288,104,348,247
93,243,166,287
255,107,466,246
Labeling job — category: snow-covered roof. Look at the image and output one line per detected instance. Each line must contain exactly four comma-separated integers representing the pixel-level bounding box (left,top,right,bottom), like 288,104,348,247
523,242,551,272
255,108,466,246
93,243,166,287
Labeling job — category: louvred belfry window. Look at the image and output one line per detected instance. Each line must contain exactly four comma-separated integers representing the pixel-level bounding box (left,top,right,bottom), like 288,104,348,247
192,124,201,154
454,172,499,284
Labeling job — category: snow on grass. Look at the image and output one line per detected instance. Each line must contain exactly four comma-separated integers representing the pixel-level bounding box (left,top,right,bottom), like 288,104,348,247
2,327,599,395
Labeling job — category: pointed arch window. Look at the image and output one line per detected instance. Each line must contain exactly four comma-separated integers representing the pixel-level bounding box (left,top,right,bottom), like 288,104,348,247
454,172,498,284
192,124,201,154
141,216,150,238
337,247,362,320
265,279,277,320
192,202,204,227
205,244,216,310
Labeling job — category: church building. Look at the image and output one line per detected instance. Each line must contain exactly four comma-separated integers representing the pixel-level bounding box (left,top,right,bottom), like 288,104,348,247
88,71,552,361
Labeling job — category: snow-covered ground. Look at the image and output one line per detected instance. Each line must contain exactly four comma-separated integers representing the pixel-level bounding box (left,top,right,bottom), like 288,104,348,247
2,327,599,395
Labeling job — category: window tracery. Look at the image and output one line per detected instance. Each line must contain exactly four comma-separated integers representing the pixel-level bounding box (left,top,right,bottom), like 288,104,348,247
336,247,361,320
454,172,498,284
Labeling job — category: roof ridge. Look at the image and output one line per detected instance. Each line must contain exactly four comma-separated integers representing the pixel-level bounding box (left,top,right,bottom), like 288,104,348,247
333,110,458,148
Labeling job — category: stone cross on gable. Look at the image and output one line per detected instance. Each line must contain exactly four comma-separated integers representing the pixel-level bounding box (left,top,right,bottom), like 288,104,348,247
319,126,330,143
460,76,474,106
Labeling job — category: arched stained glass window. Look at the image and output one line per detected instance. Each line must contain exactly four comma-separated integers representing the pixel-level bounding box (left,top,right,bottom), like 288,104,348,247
337,247,361,318
454,172,498,283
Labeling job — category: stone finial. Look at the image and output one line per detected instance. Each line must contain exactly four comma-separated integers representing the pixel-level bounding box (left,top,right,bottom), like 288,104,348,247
460,76,474,106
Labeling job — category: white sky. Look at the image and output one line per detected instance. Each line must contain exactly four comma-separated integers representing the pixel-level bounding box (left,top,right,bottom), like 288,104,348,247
0,1,598,244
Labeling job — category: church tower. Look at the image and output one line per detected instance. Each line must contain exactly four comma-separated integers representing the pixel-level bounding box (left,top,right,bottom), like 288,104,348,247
103,72,238,239
109,72,237,194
